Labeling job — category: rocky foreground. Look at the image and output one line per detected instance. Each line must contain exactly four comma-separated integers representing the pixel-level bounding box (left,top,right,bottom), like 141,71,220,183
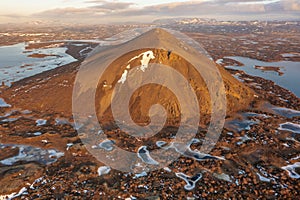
0,34,300,199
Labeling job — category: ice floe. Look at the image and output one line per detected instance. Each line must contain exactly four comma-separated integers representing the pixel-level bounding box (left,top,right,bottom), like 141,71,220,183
171,142,224,161
281,53,300,58
279,122,300,134
21,110,32,114
36,119,47,126
0,144,64,165
0,110,18,119
97,166,111,176
271,106,300,119
79,46,93,57
27,132,42,136
156,141,167,148
281,162,300,179
156,140,224,161
92,139,115,151
233,74,244,82
256,172,271,182
243,112,269,119
175,172,202,190
137,146,159,165
1,117,20,123
0,98,11,108
226,119,258,132
133,171,147,179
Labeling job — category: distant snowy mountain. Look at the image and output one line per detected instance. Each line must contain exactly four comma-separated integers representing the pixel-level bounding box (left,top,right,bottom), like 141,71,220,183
153,18,217,25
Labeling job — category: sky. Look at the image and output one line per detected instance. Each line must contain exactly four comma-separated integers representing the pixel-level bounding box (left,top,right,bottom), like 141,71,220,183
0,0,299,24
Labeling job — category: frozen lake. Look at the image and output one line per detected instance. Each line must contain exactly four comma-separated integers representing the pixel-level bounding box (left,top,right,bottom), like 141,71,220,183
225,56,300,97
0,43,77,86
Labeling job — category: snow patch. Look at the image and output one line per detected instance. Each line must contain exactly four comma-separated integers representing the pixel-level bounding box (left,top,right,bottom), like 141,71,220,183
128,51,155,72
175,172,202,190
97,166,111,176
237,135,252,145
158,141,224,161
118,69,128,84
66,143,73,151
0,187,27,200
137,146,159,165
256,172,271,182
0,98,11,108
27,132,42,136
117,51,155,84
92,139,115,151
281,162,300,179
133,171,147,179
1,117,20,122
0,144,64,165
271,106,300,119
163,167,172,172
279,122,300,134
36,119,47,126
156,141,167,148
216,59,224,65
281,53,300,57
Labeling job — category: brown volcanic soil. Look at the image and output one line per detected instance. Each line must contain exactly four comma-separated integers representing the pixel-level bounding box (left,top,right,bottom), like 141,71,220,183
254,65,284,76
1,60,80,116
0,29,300,199
96,48,254,125
27,53,59,58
